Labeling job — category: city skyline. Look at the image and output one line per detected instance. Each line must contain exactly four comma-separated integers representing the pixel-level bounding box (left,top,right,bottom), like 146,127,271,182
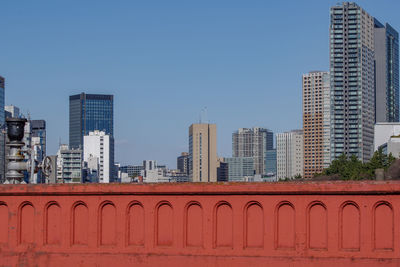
2,1,400,168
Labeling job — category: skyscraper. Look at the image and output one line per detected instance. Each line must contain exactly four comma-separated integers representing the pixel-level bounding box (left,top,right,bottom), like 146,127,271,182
276,130,303,179
374,19,399,123
31,120,46,155
232,127,273,175
69,93,114,149
302,71,331,178
0,77,5,181
330,2,375,162
189,123,217,182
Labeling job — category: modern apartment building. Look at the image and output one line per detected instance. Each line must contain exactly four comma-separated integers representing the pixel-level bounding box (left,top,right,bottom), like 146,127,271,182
189,123,217,182
224,157,254,182
276,130,303,179
374,19,399,123
232,127,273,175
330,2,375,162
56,144,83,183
69,93,114,149
83,130,114,183
302,71,331,178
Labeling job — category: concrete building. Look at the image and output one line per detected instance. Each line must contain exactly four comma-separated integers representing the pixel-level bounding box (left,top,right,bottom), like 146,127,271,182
276,130,303,179
177,152,189,175
189,123,217,182
232,127,273,175
303,71,331,178
374,19,399,123
330,2,375,162
374,122,400,151
69,93,113,149
224,157,254,182
379,136,400,158
83,130,114,183
265,149,277,179
120,165,143,177
56,144,83,183
5,105,19,118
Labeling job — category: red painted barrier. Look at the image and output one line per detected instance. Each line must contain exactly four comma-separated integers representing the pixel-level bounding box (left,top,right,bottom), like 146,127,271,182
1,181,400,266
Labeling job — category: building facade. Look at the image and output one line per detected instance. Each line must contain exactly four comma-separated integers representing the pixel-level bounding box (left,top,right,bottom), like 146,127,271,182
374,19,399,123
232,127,273,175
31,120,46,155
69,93,113,149
177,152,189,175
56,144,83,183
189,123,217,182
5,105,19,118
265,149,277,178
276,130,303,179
224,157,254,182
330,2,375,162
303,71,331,178
83,130,114,183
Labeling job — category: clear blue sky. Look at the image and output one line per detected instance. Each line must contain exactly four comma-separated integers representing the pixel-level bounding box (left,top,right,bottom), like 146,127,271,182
1,1,399,168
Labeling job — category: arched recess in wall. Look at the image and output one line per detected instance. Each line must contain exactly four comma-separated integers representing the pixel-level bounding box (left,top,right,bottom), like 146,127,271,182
44,201,61,245
98,201,117,246
126,201,145,247
184,201,203,248
71,201,89,246
0,202,8,244
244,201,264,249
339,201,360,251
213,201,233,248
373,201,394,251
275,201,295,250
155,201,174,247
18,201,35,245
307,201,327,250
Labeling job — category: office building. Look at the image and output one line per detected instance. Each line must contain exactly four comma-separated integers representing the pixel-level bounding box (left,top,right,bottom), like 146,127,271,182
120,165,143,177
276,130,303,179
189,123,217,182
224,157,254,182
265,149,277,178
69,93,113,149
177,152,189,175
303,71,331,178
4,105,19,118
83,130,114,183
31,120,46,155
232,127,273,175
375,19,399,123
330,2,375,162
56,144,83,183
217,158,228,182
374,122,400,151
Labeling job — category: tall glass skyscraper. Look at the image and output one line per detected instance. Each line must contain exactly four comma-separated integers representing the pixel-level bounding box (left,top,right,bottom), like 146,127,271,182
69,93,114,149
330,3,375,162
374,19,399,123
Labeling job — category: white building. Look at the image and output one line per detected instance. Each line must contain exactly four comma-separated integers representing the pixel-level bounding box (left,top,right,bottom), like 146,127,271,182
83,130,114,183
374,123,400,151
56,144,83,183
276,130,303,179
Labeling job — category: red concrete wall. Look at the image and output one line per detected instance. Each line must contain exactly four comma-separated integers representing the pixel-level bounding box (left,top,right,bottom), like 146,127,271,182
0,181,400,266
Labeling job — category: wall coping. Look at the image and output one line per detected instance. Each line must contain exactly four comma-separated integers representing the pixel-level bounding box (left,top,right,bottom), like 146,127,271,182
0,181,400,195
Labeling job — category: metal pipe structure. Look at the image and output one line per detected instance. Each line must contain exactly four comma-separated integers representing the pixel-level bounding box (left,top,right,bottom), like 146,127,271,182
4,118,29,184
